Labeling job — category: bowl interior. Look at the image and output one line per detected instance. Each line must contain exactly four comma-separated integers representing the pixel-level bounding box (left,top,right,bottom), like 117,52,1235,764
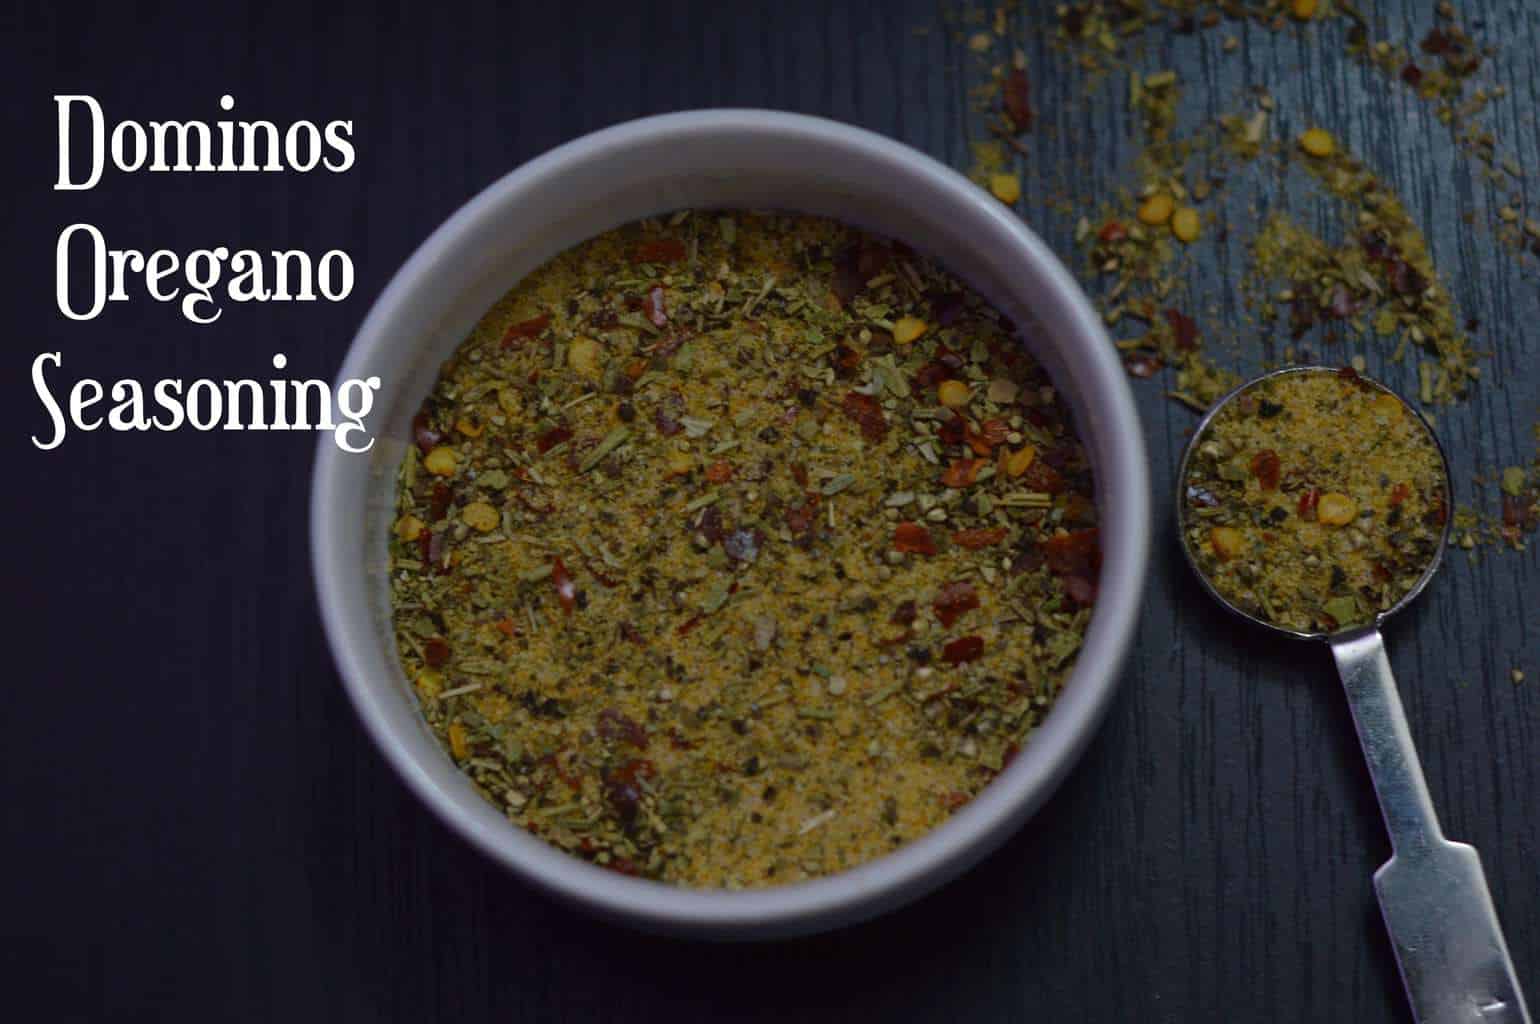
313,110,1149,938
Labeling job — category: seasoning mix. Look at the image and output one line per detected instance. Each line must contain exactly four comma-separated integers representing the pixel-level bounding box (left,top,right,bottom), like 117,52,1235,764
1181,368,1446,634
955,1,1538,554
388,212,1100,887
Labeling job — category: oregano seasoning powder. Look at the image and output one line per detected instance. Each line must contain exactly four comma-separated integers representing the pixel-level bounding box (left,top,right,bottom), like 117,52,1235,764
1181,369,1446,635
388,212,1099,887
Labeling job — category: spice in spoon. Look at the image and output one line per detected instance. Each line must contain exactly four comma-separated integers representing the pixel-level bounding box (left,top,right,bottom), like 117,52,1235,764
1181,368,1446,634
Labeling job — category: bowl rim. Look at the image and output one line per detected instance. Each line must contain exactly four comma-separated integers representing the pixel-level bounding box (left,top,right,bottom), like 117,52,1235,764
311,108,1150,938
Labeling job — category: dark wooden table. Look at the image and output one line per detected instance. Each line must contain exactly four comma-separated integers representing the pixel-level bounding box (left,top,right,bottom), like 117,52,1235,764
5,1,1536,1020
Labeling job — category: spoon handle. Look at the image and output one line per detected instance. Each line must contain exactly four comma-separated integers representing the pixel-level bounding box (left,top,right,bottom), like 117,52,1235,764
1330,627,1531,1024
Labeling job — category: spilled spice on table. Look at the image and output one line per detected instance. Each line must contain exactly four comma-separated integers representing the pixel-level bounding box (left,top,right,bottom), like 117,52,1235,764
949,1,1524,419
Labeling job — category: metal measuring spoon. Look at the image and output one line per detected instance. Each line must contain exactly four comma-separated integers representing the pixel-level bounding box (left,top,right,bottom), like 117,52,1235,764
1176,367,1531,1024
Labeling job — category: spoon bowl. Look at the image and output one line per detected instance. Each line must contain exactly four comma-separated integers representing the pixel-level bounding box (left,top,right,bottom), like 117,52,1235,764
1175,365,1452,641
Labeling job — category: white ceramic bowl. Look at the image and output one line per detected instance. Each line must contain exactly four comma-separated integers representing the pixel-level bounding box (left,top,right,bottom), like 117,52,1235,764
311,109,1150,939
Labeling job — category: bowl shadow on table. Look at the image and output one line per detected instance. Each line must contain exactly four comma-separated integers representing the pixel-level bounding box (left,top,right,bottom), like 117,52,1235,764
471,750,1143,1021
302,682,1161,1021
1162,532,1421,1017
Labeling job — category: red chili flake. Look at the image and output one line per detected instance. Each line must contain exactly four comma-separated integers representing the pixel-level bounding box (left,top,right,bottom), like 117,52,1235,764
619,621,646,646
831,343,862,377
1420,27,1450,54
696,505,725,544
1042,528,1101,577
785,495,821,537
933,581,980,628
1124,351,1164,378
1298,487,1320,520
951,527,1007,549
916,347,964,385
1019,459,1065,494
411,410,442,454
551,557,576,615
500,313,551,348
676,613,704,636
941,635,985,665
634,239,687,263
1062,574,1097,606
1401,63,1424,86
422,637,450,667
938,413,968,447
841,390,888,442
535,425,573,453
967,418,1010,456
940,458,985,489
704,460,735,484
428,482,453,521
612,757,656,782
893,522,937,556
940,790,970,811
1163,308,1199,351
1389,482,1411,506
644,285,668,327
791,462,810,489
494,617,516,638
890,600,918,627
604,758,655,826
913,359,949,392
1249,449,1281,491
1371,562,1393,584
1002,68,1034,132
597,708,648,749
1097,221,1128,244
1002,743,1021,769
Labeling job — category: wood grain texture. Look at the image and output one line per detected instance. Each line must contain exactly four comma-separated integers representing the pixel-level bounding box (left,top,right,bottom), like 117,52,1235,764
1,1,1534,1021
